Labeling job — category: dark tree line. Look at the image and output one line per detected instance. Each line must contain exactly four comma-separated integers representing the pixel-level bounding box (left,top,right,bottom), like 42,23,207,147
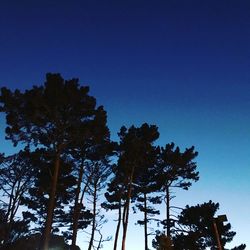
0,73,245,250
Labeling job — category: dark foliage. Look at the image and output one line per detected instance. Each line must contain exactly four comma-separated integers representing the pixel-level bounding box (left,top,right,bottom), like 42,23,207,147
172,201,246,250
0,74,246,250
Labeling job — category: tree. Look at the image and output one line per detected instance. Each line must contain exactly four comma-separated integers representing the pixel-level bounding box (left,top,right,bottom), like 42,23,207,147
0,208,31,250
157,143,199,237
102,164,126,250
0,150,35,245
172,201,246,250
21,148,77,235
67,105,112,249
117,123,159,250
0,73,100,250
152,234,173,250
86,142,114,250
133,146,161,250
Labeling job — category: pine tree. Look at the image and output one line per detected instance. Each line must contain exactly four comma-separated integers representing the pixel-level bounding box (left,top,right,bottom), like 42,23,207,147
117,123,159,250
0,73,101,250
133,146,161,250
86,141,114,250
102,164,126,250
157,143,199,237
67,105,112,249
21,149,76,235
0,149,35,245
172,201,246,250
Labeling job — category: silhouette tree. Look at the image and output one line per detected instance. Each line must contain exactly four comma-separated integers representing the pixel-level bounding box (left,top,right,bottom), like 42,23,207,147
0,150,35,245
0,208,31,250
152,234,174,250
172,201,246,250
0,73,100,250
102,163,126,250
1,73,245,250
86,142,114,250
20,148,78,241
117,123,159,250
133,146,161,250
157,143,199,237
67,105,111,249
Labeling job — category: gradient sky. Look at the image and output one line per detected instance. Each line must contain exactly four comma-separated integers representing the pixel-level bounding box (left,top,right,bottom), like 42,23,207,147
0,0,249,249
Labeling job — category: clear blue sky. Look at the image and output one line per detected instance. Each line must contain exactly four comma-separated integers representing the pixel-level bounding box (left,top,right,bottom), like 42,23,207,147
0,0,249,249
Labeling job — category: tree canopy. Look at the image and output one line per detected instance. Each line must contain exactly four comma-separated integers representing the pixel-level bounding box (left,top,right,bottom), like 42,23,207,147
0,73,245,250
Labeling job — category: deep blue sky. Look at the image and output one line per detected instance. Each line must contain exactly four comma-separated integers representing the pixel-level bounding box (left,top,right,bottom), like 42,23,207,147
0,0,249,249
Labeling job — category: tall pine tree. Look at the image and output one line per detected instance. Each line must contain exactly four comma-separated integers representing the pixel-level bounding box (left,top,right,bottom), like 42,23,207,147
157,143,199,237
0,73,102,250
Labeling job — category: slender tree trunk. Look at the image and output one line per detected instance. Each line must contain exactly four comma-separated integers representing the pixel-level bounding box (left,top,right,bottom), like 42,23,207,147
5,178,28,244
166,186,171,237
9,179,20,223
71,163,84,247
88,180,98,250
143,193,148,250
42,151,61,250
121,169,134,250
113,200,121,250
6,183,15,221
121,201,129,250
6,189,19,244
97,230,103,250
4,182,16,244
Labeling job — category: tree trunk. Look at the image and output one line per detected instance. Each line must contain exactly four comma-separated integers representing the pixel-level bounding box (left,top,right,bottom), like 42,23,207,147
9,179,21,223
113,200,121,250
121,169,134,250
144,193,148,250
166,186,171,237
88,180,98,250
121,202,128,250
71,163,84,247
6,181,15,221
4,178,26,244
96,230,103,250
4,182,16,244
42,151,61,250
